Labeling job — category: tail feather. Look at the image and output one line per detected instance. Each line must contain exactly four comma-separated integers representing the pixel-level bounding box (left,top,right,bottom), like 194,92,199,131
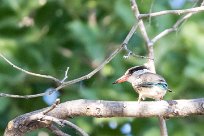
168,89,172,92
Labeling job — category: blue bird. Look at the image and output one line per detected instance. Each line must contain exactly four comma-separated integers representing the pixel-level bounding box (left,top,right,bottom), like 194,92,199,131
113,66,171,102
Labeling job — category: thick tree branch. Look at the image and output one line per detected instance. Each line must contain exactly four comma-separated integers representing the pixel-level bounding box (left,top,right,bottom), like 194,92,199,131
4,98,204,135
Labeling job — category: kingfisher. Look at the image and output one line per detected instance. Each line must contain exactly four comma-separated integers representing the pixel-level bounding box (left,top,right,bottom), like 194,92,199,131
113,65,171,102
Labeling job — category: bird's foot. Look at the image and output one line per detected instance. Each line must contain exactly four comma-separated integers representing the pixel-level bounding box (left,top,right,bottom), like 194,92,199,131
137,98,141,103
137,95,145,103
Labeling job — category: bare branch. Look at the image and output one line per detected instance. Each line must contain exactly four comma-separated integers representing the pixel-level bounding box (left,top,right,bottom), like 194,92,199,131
0,22,138,99
4,99,90,136
123,45,151,59
0,88,55,99
152,13,191,44
152,2,204,44
58,120,89,136
2,1,204,136
48,125,71,136
38,115,89,136
0,23,139,99
159,116,168,136
56,22,139,90
4,98,204,135
139,6,204,18
0,92,46,98
130,0,155,72
130,0,152,47
60,67,70,83
42,99,60,115
0,53,61,83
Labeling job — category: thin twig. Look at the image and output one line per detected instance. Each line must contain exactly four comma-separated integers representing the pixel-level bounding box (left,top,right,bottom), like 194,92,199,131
0,92,46,98
123,45,151,59
0,88,56,99
0,23,139,99
139,6,204,18
55,22,139,90
42,99,60,115
38,115,89,136
60,67,70,83
0,53,61,83
26,102,89,136
62,120,89,136
48,124,71,136
152,2,204,44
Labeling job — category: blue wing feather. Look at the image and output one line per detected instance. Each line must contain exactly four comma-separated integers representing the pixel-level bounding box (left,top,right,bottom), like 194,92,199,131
138,82,168,90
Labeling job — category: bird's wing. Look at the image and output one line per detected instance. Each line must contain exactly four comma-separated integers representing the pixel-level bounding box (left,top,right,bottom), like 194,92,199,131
137,72,169,89
137,82,155,88
137,82,168,90
139,72,166,83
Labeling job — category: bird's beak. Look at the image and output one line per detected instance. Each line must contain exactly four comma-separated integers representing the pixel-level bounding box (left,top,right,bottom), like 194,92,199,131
113,75,129,84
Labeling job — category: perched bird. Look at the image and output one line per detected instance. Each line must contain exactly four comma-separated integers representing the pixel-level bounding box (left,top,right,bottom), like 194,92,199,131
113,65,171,102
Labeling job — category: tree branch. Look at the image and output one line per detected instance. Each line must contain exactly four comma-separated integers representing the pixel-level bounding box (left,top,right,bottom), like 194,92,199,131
2,1,204,136
48,125,71,136
139,6,204,18
130,0,155,72
130,0,167,135
0,53,61,83
151,2,204,44
56,22,139,90
0,23,139,99
4,98,204,135
158,116,168,136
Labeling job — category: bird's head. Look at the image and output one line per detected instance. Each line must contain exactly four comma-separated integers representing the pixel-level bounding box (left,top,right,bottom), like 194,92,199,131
113,65,150,84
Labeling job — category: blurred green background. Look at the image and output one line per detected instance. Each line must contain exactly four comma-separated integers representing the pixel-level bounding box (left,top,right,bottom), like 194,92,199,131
0,0,204,135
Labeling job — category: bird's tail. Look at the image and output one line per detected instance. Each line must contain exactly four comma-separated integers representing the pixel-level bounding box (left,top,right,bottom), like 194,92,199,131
168,89,172,92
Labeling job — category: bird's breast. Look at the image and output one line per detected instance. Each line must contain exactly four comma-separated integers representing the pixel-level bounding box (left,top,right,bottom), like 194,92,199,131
132,85,167,100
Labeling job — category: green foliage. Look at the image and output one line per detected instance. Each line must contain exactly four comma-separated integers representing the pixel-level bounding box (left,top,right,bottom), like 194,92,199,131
0,0,204,135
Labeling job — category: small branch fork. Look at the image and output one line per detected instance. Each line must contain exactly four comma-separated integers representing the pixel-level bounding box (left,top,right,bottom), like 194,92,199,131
4,98,204,135
37,99,89,136
152,2,204,44
4,99,89,136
